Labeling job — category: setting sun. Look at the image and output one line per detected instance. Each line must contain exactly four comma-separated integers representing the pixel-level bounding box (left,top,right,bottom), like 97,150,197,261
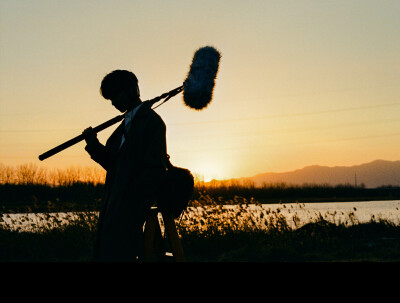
188,157,227,182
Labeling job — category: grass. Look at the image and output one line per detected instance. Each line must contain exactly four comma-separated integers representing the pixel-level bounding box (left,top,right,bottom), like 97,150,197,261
1,199,399,262
0,213,98,262
178,198,400,262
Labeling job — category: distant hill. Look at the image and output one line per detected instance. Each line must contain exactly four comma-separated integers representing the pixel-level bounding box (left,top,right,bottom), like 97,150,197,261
233,160,400,188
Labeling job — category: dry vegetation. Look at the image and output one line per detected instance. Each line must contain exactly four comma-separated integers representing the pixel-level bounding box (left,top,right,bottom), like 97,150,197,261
1,199,399,262
0,163,106,186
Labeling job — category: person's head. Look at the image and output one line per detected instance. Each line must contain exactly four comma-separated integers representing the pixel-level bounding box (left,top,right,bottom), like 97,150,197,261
100,70,141,112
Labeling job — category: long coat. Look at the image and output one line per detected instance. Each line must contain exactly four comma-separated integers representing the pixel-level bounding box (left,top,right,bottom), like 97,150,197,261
85,101,167,262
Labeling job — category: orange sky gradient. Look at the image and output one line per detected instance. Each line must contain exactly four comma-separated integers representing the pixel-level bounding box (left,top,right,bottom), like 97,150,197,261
1,1,399,182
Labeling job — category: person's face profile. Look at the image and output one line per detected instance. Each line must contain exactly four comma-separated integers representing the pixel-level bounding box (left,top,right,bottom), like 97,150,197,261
111,90,132,112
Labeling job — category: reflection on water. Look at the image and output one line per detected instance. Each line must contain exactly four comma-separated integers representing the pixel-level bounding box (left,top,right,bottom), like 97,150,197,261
1,200,399,232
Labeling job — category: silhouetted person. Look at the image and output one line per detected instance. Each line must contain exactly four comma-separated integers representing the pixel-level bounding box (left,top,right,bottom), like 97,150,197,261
83,70,167,262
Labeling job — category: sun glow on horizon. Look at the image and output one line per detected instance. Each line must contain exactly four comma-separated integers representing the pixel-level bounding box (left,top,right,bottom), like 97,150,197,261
190,158,227,182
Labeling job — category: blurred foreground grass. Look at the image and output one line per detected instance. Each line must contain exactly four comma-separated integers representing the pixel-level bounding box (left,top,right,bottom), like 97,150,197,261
1,200,399,262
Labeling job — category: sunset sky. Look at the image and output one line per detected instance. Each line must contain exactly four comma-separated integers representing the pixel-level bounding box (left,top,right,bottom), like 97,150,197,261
1,1,399,181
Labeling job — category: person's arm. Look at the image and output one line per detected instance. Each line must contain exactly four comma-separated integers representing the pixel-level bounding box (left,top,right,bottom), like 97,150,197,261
82,127,110,170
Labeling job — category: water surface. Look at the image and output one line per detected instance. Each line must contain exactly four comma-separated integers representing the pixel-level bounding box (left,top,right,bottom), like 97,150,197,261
1,200,399,232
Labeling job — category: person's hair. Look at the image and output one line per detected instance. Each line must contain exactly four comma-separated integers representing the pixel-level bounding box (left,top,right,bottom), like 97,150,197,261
100,70,140,100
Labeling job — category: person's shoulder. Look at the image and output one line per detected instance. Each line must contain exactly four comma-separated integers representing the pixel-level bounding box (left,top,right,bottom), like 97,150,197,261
142,101,166,126
151,110,166,128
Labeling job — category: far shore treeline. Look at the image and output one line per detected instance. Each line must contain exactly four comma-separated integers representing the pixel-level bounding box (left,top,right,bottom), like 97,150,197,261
1,163,399,213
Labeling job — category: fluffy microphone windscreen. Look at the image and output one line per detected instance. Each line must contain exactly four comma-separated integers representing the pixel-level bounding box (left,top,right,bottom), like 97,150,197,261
183,46,221,110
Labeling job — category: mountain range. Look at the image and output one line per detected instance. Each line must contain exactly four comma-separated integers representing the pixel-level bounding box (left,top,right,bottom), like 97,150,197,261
231,160,400,188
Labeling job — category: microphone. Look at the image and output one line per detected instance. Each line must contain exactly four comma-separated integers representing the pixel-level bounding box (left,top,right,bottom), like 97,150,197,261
183,46,221,110
38,46,221,161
